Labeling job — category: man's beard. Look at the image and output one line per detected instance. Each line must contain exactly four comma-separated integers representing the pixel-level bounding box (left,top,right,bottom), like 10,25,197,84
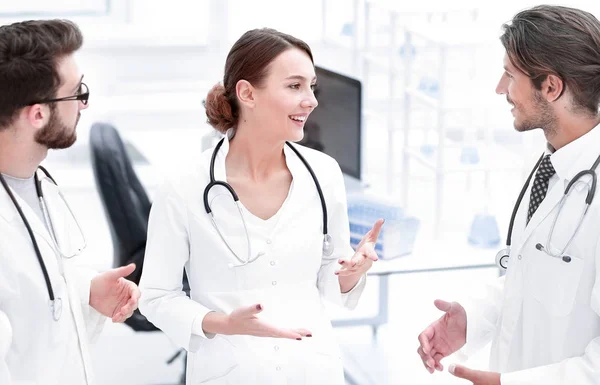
513,91,556,134
35,104,79,149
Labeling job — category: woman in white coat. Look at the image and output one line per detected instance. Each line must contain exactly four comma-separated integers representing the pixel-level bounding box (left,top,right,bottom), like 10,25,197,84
417,6,600,385
139,28,383,385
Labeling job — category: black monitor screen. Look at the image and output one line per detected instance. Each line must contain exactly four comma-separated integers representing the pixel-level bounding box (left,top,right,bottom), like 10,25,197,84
299,66,362,180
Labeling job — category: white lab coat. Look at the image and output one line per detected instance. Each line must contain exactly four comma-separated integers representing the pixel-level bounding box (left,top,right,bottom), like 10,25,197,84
139,136,366,385
462,125,600,384
0,171,105,385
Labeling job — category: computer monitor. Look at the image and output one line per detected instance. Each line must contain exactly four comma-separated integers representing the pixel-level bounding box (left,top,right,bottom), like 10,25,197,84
299,66,362,181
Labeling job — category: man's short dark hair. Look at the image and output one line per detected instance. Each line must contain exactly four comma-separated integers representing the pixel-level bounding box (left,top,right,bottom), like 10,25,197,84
501,5,600,115
0,19,83,129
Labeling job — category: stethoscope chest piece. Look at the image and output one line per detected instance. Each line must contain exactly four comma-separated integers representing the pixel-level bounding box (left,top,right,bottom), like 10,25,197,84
323,234,334,256
495,248,510,270
50,298,62,321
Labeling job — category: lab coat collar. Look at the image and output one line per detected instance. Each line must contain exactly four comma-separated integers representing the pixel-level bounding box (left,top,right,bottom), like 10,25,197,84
0,169,57,251
515,124,600,252
0,180,16,222
550,123,600,186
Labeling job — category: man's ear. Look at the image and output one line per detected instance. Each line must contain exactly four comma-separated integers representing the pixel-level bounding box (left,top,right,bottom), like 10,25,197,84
236,80,256,109
23,104,48,130
542,74,564,102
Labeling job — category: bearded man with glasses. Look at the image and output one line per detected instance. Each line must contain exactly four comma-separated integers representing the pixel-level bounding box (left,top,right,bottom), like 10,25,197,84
0,19,140,385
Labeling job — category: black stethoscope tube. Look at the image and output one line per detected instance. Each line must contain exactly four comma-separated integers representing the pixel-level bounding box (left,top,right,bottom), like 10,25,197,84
0,167,58,302
204,138,329,236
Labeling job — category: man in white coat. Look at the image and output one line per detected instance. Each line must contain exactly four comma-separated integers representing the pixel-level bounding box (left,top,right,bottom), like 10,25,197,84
0,20,140,385
417,5,600,385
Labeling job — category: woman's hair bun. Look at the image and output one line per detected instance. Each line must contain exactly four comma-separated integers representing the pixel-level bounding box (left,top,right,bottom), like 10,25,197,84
204,83,235,133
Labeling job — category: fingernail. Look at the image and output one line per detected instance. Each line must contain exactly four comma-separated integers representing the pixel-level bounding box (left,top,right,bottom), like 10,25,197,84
307,334,312,337
339,260,345,264
448,364,455,374
296,338,302,341
382,219,385,224
334,271,339,275
256,304,262,311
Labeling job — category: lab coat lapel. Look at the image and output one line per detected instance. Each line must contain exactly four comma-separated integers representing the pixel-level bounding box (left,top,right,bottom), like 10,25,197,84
0,178,57,252
515,180,564,254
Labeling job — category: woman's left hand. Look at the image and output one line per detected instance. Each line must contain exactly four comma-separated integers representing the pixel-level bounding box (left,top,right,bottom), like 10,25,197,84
336,218,384,277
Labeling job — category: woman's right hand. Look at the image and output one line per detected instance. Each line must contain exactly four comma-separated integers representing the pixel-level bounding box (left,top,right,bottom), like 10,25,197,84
202,304,312,340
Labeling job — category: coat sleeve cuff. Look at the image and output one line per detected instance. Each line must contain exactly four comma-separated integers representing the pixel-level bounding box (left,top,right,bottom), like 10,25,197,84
139,292,215,353
71,266,106,342
340,273,367,310
455,298,495,358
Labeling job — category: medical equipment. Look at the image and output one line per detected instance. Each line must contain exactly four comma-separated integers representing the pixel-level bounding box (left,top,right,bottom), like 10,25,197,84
0,166,87,320
203,138,332,267
347,194,419,259
495,152,600,269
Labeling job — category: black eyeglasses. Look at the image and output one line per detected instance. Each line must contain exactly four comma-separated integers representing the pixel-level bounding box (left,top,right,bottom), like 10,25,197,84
25,82,89,106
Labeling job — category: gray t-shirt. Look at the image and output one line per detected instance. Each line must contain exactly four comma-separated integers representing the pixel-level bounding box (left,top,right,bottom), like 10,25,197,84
1,173,46,225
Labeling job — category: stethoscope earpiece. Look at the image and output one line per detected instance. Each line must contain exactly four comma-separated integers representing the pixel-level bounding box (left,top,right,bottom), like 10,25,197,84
536,243,572,263
496,152,598,269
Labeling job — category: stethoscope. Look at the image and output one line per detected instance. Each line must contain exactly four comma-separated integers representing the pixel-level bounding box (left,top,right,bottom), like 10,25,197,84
0,166,86,321
203,138,333,267
496,152,600,269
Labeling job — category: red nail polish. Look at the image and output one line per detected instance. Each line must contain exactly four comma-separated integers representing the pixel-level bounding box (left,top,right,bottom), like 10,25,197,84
296,338,302,341
307,334,313,337
256,304,262,311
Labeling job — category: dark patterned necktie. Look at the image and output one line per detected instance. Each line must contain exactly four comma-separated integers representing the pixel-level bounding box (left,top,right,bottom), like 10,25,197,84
527,154,555,224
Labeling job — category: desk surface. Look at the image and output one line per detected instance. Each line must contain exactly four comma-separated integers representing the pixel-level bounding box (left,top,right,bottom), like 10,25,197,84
370,236,499,276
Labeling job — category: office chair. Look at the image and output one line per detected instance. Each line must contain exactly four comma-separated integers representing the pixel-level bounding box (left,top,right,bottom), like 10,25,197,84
89,122,188,383
89,122,157,332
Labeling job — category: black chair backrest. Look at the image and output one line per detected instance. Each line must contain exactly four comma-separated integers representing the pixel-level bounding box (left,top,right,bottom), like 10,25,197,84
90,122,158,331
90,122,151,281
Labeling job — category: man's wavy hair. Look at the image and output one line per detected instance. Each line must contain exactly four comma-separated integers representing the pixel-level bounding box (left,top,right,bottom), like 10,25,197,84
0,19,83,129
501,5,600,115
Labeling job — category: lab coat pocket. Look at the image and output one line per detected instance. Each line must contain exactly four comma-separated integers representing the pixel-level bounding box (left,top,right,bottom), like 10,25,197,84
188,335,240,384
528,250,584,317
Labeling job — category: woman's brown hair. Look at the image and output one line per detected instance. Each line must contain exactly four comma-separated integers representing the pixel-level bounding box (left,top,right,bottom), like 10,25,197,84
204,28,313,133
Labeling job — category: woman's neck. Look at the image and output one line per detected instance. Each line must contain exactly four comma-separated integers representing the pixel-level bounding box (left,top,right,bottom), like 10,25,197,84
226,124,287,182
